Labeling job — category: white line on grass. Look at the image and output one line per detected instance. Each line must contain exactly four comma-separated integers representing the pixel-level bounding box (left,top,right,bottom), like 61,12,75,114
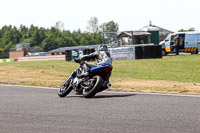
1,84,200,98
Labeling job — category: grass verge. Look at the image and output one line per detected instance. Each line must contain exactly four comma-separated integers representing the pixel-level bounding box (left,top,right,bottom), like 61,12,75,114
0,54,200,94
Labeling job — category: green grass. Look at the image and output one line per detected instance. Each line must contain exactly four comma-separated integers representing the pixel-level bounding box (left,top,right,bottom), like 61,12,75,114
112,54,200,83
1,54,200,83
0,60,78,76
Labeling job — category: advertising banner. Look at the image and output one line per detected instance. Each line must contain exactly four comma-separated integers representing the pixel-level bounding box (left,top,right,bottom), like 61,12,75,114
109,47,135,60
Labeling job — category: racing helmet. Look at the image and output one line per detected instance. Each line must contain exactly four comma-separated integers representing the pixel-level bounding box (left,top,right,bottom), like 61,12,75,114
98,45,108,51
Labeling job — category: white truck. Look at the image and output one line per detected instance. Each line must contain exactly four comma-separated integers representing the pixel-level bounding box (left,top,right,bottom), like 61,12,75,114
159,32,200,55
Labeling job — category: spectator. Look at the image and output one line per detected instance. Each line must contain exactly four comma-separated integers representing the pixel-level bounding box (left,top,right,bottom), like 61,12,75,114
174,34,179,55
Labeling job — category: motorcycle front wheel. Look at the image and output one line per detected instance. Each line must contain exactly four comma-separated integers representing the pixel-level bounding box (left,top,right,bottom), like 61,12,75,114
58,78,73,97
83,75,102,98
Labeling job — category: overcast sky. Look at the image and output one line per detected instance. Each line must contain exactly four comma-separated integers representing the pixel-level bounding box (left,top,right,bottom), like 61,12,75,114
1,0,200,32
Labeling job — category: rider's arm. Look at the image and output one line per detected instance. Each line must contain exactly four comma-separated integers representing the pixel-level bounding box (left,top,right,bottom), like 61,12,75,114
80,52,98,61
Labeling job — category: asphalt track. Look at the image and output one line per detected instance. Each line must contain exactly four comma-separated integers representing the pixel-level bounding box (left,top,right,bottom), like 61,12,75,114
1,84,200,133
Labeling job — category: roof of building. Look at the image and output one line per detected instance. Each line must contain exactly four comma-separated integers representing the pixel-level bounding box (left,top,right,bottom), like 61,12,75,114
48,43,118,53
140,25,174,33
117,30,151,38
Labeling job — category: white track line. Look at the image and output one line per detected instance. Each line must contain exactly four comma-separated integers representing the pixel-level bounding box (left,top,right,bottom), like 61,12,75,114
104,91,200,98
0,84,58,90
1,84,200,98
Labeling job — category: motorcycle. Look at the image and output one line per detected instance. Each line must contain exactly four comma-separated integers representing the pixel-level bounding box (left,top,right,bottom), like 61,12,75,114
58,54,112,98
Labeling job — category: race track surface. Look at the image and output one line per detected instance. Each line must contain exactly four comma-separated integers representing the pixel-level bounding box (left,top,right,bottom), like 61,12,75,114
0,84,200,133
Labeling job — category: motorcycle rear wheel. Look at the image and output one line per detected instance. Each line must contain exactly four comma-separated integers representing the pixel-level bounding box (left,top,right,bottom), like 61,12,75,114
58,79,73,97
83,75,102,98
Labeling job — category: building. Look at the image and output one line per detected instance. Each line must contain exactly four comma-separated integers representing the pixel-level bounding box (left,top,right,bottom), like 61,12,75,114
140,25,174,42
9,43,41,58
117,30,151,46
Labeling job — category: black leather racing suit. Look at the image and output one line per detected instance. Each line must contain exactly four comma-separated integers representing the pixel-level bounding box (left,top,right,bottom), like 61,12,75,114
80,51,112,67
79,51,112,82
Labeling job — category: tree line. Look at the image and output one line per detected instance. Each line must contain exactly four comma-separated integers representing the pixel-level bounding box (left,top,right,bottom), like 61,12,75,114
1,16,193,59
178,27,195,32
0,17,119,58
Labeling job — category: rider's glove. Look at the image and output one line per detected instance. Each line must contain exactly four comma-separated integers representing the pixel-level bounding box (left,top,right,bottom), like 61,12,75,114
74,58,81,63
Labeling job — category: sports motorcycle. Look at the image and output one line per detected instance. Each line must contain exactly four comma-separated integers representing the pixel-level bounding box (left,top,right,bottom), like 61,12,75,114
58,54,112,98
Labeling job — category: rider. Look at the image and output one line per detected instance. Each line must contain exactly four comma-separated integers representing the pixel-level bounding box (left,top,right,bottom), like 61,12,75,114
74,44,112,88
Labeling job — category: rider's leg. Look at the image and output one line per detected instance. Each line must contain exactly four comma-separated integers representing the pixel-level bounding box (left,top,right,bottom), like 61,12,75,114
106,72,112,87
78,62,96,78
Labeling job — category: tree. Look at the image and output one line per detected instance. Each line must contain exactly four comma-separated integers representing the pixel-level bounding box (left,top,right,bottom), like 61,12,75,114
178,27,195,32
55,21,65,31
0,23,108,58
19,25,29,43
42,35,58,51
30,30,41,47
100,20,119,33
100,20,119,43
87,16,99,33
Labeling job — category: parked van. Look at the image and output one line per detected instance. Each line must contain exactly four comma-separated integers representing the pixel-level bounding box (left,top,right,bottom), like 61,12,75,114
159,32,200,55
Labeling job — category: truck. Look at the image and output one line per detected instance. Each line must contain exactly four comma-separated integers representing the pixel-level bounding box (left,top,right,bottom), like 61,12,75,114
159,32,200,55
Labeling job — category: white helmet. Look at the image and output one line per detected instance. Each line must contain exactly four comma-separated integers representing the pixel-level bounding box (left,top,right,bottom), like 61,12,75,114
98,45,108,51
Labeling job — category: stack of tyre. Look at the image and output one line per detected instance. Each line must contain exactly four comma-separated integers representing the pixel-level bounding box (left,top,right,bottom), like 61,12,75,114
135,45,162,59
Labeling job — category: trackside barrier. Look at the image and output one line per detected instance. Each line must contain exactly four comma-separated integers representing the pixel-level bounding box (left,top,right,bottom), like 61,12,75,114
14,58,18,62
135,45,162,59
11,58,14,62
0,58,18,63
64,45,162,61
6,59,11,62
109,45,162,61
109,47,135,60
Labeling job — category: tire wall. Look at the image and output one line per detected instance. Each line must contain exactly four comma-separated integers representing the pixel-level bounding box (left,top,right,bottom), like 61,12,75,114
135,45,162,59
65,49,96,61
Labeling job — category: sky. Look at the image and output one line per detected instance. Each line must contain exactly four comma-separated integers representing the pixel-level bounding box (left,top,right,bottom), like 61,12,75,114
1,0,200,32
